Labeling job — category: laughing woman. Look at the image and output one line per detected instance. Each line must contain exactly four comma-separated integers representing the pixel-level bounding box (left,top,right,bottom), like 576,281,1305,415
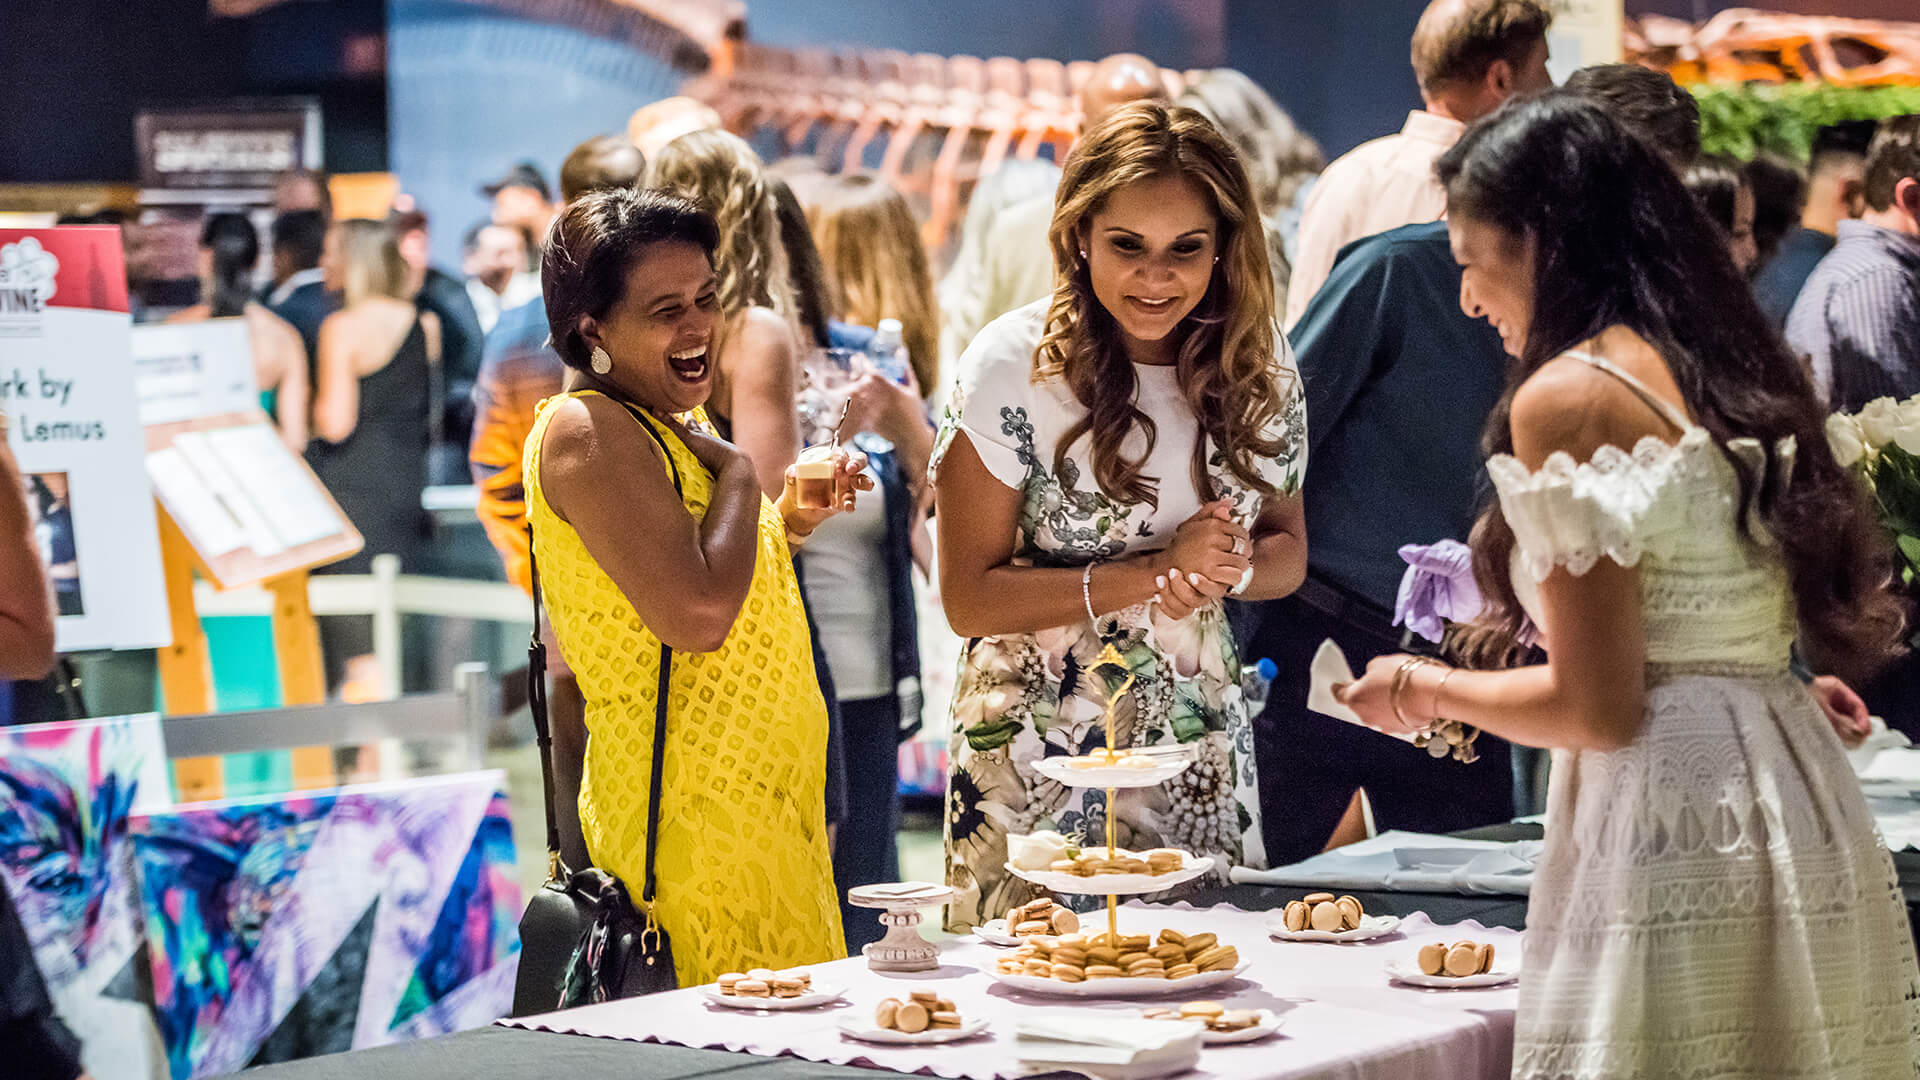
933,102,1309,929
525,189,868,983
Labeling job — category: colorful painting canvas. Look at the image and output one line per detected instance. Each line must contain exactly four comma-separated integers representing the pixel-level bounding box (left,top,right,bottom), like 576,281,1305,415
0,713,173,1080
130,770,521,1079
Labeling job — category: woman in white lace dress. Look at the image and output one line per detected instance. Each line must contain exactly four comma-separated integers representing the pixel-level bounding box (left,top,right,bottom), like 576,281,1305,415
1337,94,1920,1077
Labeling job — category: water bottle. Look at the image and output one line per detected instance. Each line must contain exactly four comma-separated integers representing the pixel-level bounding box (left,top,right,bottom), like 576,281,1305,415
1241,657,1278,720
868,318,911,385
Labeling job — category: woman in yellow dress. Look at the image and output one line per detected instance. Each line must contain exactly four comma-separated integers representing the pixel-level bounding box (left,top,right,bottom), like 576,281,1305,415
523,187,868,984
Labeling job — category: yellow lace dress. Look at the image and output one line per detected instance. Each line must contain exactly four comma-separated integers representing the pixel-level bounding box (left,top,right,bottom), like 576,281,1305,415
524,390,843,985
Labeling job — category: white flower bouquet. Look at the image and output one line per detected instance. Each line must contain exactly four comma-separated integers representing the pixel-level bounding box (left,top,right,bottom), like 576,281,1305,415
1827,394,1920,581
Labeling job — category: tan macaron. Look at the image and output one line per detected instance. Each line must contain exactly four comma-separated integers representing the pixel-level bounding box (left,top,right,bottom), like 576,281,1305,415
1309,901,1345,932
1282,901,1310,932
876,999,901,1027
895,1001,930,1033
1443,943,1482,977
1417,942,1448,976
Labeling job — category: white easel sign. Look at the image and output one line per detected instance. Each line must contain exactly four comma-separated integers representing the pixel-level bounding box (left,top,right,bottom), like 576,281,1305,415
0,228,170,652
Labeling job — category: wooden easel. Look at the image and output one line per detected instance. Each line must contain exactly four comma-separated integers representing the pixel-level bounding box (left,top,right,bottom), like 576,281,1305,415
146,411,362,802
156,504,339,801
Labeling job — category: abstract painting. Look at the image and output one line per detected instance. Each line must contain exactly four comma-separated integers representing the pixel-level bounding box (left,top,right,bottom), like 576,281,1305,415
130,771,521,1079
0,714,173,1080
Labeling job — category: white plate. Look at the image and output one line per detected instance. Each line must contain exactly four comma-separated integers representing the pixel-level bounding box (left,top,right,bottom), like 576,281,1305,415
837,1015,991,1044
1266,913,1402,943
984,961,1250,998
1032,753,1191,789
976,919,1024,946
1006,854,1213,896
701,981,846,1009
1384,957,1518,989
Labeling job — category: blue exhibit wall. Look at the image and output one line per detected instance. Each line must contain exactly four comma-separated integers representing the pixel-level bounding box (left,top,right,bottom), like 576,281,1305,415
387,0,682,268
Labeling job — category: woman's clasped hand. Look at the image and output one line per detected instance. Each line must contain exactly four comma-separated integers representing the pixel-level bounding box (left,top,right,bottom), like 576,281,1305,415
1154,498,1252,620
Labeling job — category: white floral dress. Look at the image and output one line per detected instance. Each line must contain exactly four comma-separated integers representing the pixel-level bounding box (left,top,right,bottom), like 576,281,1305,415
1494,353,1920,1079
931,301,1307,929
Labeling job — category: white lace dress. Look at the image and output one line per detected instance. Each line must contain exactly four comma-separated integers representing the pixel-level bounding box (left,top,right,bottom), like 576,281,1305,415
1490,356,1920,1080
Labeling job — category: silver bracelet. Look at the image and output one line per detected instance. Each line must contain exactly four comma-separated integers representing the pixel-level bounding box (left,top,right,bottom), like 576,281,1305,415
1082,560,1102,625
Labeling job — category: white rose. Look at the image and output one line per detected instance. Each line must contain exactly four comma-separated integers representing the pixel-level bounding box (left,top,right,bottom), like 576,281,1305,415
1858,397,1902,449
1894,420,1920,457
1827,412,1868,468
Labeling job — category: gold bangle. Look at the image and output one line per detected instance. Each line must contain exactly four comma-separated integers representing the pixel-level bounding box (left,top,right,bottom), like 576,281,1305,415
1430,666,1458,721
1389,656,1435,732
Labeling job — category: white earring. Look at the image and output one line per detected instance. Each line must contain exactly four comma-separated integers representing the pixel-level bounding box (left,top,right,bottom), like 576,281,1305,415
590,346,613,375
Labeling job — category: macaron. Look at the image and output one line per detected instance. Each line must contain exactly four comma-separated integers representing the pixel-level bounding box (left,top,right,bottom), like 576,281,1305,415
876,999,901,1027
1282,901,1310,932
1178,1001,1225,1019
733,979,770,997
1302,892,1335,905
717,973,745,993
895,1001,930,1033
910,990,940,1007
1443,943,1482,977
1158,928,1188,946
1310,901,1344,932
1476,942,1496,974
1182,932,1218,954
1417,943,1448,975
930,1011,963,1029
1050,907,1080,934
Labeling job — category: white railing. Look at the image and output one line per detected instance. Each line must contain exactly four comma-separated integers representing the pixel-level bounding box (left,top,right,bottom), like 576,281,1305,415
192,552,529,699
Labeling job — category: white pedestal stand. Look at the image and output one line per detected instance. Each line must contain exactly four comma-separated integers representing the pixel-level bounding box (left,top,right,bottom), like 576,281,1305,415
847,882,956,972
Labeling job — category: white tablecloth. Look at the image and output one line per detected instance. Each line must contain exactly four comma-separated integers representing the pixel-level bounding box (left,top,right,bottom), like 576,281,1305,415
501,902,1521,1080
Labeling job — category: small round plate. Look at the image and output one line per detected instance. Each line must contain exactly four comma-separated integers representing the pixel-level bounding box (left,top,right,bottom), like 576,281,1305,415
975,919,1023,946
1032,753,1191,789
1005,854,1213,896
837,1015,990,1044
1267,913,1402,943
701,981,846,1010
984,961,1249,998
1200,1010,1284,1045
1384,957,1518,989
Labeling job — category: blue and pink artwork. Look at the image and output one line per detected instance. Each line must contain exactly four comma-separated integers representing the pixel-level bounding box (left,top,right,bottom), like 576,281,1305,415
0,714,172,1080
130,771,521,1079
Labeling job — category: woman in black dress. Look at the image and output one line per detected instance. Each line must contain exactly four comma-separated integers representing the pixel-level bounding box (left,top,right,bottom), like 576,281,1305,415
309,217,443,693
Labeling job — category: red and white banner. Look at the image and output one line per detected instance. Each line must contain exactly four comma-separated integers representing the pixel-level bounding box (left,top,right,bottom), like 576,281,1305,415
1,227,169,652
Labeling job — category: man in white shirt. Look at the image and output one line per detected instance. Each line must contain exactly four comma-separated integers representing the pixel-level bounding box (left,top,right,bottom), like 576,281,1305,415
1284,0,1553,327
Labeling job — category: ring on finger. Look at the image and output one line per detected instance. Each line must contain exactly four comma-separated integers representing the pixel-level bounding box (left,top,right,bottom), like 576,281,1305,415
1230,536,1246,556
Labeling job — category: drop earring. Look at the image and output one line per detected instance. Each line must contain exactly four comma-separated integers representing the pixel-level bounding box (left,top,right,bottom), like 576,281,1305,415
590,346,613,375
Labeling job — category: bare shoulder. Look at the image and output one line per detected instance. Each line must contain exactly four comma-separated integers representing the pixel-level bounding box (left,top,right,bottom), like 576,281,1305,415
541,394,659,478
1510,345,1675,471
734,305,796,354
246,304,301,349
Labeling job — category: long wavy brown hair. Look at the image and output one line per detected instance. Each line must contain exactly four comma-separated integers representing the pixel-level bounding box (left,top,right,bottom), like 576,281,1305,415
806,172,941,397
1441,94,1903,684
1037,101,1292,506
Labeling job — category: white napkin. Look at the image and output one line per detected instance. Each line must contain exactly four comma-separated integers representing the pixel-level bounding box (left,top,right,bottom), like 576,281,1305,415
1307,638,1363,724
1307,639,1419,743
1850,718,1913,776
1016,1013,1203,1078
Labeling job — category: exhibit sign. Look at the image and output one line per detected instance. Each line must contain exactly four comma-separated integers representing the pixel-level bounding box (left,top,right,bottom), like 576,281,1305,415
0,227,171,651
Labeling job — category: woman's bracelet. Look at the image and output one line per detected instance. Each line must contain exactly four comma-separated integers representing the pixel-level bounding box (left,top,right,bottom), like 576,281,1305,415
1082,560,1103,625
785,527,812,549
1390,656,1440,731
1430,666,1458,721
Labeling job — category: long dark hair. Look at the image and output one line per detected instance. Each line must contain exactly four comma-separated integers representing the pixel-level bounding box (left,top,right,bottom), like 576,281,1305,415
1439,93,1903,683
200,213,259,318
769,177,833,349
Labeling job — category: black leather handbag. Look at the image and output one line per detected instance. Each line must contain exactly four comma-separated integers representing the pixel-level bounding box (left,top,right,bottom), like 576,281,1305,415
510,404,686,1015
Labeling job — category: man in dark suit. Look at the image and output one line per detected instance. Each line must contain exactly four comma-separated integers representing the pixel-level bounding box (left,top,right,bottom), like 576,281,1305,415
264,209,337,393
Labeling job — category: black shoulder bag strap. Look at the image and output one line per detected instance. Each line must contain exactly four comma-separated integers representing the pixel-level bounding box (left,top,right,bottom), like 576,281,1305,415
526,399,684,900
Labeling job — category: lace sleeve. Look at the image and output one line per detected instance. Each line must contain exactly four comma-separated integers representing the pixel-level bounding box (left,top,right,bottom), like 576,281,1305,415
1486,429,1709,583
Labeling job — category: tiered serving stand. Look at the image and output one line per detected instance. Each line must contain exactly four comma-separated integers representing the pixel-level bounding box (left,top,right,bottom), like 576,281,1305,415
986,643,1246,997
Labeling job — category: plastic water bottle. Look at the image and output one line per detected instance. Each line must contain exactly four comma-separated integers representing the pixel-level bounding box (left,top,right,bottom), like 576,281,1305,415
868,318,911,384
1241,658,1278,720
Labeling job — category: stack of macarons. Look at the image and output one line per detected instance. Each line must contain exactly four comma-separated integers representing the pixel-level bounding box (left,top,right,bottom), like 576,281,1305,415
1416,940,1497,978
716,968,812,998
993,928,1239,982
1142,1001,1262,1032
1279,892,1366,933
1004,897,1080,936
873,990,964,1033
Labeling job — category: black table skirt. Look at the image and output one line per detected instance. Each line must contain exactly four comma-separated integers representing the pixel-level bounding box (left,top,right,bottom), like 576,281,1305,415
227,820,1920,1079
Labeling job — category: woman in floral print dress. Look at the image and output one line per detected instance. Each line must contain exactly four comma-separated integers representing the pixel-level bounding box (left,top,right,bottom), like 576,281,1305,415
932,102,1309,929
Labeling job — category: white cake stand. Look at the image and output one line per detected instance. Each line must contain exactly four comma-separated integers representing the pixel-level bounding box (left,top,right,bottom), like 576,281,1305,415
847,881,955,972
